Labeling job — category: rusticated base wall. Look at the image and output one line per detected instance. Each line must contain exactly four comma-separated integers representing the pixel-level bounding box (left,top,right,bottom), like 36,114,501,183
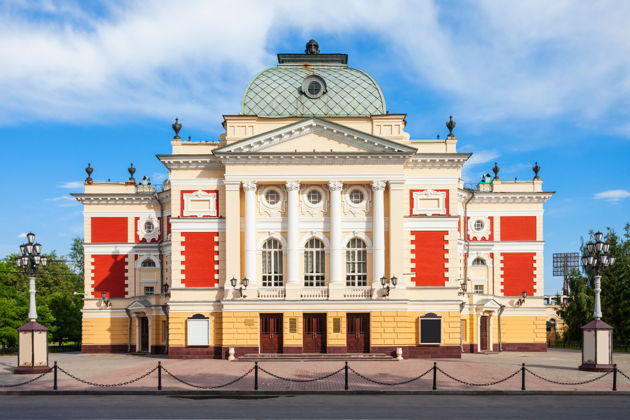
168,346,224,359
501,342,547,352
371,345,461,359
82,344,128,353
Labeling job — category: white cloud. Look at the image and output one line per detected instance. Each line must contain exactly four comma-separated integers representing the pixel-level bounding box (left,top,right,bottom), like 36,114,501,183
0,0,629,134
462,150,499,181
45,195,79,207
593,189,630,202
59,181,83,189
17,232,26,238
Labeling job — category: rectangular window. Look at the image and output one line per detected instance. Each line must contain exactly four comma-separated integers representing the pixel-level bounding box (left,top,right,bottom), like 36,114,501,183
144,286,154,295
473,284,484,294
186,315,210,346
333,318,342,334
419,314,442,345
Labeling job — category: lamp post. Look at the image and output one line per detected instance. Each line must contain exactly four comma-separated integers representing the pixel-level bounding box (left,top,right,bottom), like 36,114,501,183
230,277,249,298
380,276,397,297
13,232,51,374
579,231,616,371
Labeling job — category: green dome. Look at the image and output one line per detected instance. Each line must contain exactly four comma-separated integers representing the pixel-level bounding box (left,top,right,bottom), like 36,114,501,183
240,53,387,117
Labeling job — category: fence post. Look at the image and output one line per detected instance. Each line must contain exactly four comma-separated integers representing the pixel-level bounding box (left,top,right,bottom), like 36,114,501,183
521,363,526,391
254,362,259,391
613,364,617,391
157,361,162,391
53,361,58,391
344,362,349,391
432,362,437,390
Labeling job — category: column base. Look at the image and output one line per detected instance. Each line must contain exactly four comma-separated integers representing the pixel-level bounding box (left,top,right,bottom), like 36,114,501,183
579,363,614,372
14,366,52,374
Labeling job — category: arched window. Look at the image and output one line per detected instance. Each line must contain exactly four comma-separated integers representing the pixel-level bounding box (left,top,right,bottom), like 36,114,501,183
262,239,283,287
304,238,325,287
141,258,156,268
472,257,486,266
346,238,367,286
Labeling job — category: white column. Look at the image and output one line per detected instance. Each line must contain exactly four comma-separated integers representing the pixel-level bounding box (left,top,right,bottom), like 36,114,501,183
243,181,257,286
372,180,386,287
28,276,37,321
328,181,343,285
286,181,300,285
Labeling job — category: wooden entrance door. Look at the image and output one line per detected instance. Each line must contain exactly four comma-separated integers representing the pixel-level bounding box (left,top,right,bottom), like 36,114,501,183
347,313,370,353
303,314,326,353
140,317,149,352
480,315,489,351
260,314,283,354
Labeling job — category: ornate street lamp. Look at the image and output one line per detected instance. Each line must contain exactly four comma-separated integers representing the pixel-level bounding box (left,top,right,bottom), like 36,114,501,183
13,232,51,374
380,275,397,297
230,277,249,298
579,232,616,371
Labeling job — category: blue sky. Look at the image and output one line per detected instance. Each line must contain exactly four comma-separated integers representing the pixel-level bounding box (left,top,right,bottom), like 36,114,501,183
1,0,628,294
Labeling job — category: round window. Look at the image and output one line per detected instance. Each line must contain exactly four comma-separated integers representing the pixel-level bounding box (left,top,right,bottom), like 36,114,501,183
144,221,154,233
349,189,365,205
265,189,281,206
473,220,484,231
302,75,327,99
307,189,322,205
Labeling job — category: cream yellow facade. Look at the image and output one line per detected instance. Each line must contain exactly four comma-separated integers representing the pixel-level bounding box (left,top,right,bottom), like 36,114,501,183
74,42,553,358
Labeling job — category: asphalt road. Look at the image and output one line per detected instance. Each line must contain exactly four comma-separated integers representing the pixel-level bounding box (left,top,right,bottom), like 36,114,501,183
1,394,630,419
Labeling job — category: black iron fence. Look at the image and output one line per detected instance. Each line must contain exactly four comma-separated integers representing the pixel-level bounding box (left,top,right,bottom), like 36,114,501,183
549,341,630,353
0,344,81,355
1,361,629,391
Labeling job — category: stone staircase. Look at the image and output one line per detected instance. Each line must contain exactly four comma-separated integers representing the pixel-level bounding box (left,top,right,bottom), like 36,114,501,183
236,353,394,362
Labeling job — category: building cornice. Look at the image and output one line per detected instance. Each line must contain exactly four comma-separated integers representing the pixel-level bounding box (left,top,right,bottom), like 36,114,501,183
72,193,158,205
214,152,412,165
156,154,224,170
462,191,555,204
405,153,471,169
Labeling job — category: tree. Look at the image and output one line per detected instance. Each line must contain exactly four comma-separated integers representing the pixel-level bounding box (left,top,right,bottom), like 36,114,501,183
558,224,630,344
47,292,82,345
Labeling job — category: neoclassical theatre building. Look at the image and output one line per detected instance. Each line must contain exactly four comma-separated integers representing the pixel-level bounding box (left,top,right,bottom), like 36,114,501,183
74,41,553,358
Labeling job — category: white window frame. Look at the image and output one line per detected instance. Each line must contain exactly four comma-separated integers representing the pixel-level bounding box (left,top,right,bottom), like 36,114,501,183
183,190,218,218
419,313,442,345
262,239,284,287
304,238,325,287
346,238,368,286
186,314,210,347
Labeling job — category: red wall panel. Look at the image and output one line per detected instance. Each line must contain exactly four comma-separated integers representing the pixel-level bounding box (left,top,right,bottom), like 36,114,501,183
181,232,219,287
410,231,448,286
91,217,128,243
501,252,535,296
92,255,127,298
500,216,536,241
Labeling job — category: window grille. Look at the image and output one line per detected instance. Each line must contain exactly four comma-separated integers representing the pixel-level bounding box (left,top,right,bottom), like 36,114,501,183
346,238,368,286
304,238,325,286
262,239,284,287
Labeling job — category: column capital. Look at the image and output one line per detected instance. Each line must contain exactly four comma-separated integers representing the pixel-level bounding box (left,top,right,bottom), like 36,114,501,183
372,180,386,191
242,181,257,192
328,180,343,192
285,181,300,192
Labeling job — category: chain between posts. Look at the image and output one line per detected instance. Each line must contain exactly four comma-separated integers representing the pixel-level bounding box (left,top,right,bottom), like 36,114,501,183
437,366,522,387
161,365,254,390
349,365,434,386
258,366,345,383
57,365,157,388
0,371,49,388
525,368,611,386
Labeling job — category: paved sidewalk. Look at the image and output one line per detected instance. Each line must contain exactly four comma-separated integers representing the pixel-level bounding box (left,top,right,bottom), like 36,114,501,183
1,350,629,392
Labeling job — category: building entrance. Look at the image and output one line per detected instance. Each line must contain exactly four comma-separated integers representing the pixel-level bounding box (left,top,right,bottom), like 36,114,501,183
140,317,149,352
260,314,283,353
347,313,370,353
480,315,489,351
303,313,326,353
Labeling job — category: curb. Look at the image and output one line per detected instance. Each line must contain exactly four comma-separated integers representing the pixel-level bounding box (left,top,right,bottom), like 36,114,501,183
1,390,629,396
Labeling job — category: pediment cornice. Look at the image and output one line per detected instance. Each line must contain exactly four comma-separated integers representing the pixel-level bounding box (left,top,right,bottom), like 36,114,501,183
213,118,417,155
157,155,224,170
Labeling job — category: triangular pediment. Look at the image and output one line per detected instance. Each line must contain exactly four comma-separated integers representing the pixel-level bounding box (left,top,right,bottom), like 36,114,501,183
213,118,416,155
127,300,151,310
476,298,502,310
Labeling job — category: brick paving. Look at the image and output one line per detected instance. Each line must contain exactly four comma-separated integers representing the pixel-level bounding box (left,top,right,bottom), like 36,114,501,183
1,350,630,392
